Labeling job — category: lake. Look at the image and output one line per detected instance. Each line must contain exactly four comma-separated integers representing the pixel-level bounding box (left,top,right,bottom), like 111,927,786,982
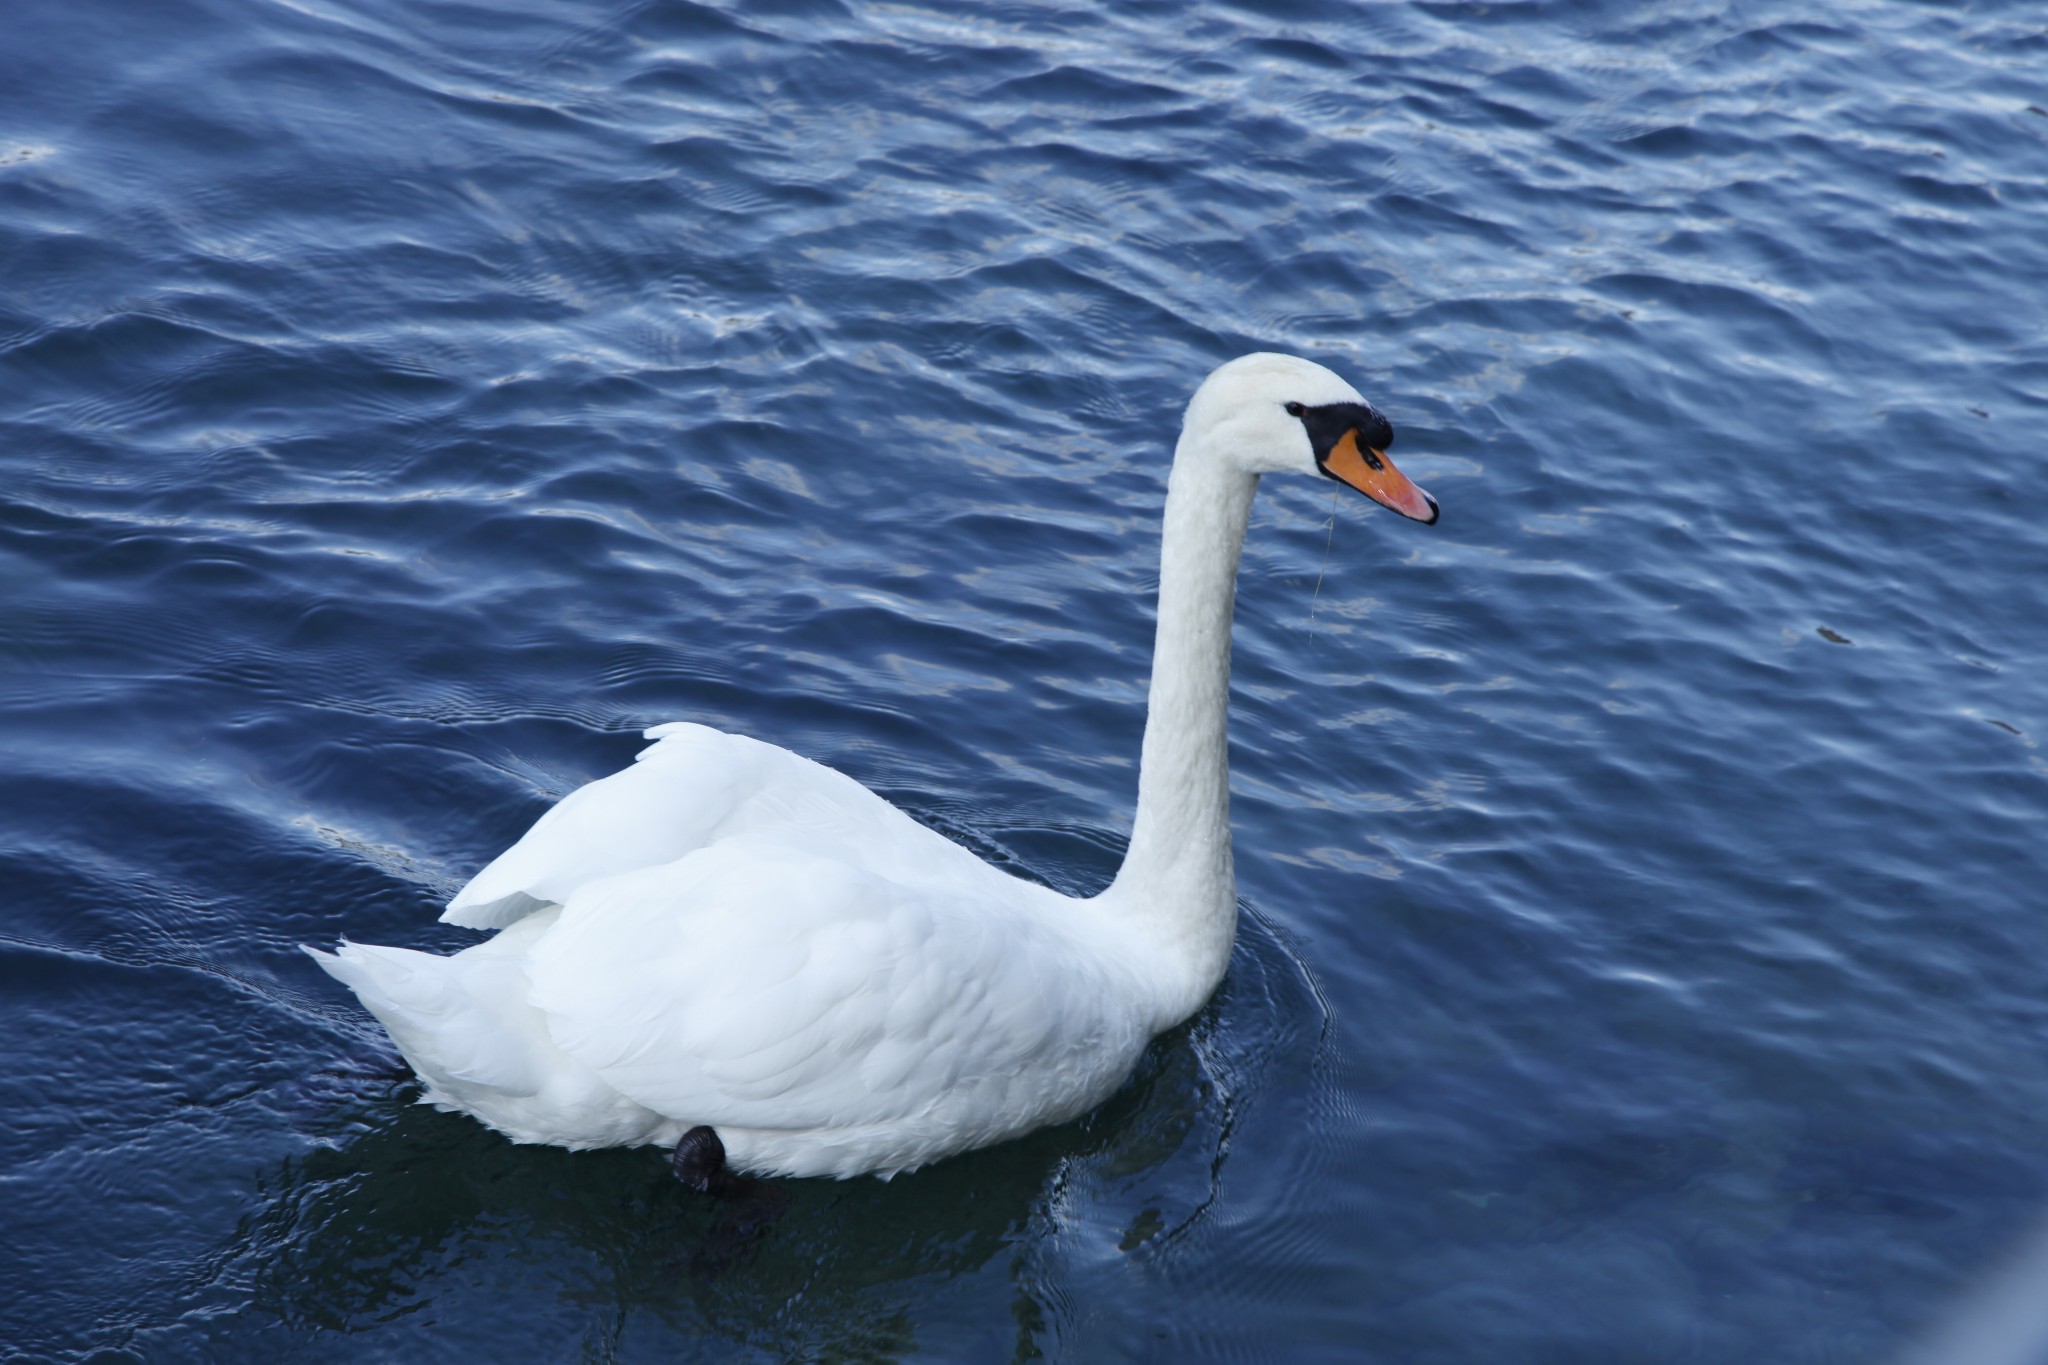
3,0,2045,1360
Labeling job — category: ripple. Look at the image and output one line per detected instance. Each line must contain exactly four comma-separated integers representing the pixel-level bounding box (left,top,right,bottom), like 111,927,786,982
5,0,2048,1360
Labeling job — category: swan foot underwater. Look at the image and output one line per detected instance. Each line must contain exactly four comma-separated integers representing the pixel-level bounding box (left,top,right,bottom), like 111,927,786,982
308,353,1439,1193
672,1125,790,1246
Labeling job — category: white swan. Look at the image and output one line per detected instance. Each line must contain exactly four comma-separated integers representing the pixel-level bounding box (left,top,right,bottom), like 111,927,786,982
308,353,1438,1183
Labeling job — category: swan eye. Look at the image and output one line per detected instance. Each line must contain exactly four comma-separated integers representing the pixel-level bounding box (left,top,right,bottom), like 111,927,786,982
1284,402,1306,418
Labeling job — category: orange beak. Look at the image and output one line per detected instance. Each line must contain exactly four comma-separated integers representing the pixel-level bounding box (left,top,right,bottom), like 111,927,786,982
1320,428,1438,524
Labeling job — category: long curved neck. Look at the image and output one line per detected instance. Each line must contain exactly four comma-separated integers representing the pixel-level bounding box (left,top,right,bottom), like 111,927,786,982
1100,432,1257,1027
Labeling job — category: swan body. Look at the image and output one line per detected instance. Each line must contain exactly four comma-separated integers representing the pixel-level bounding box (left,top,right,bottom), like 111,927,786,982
309,353,1438,1179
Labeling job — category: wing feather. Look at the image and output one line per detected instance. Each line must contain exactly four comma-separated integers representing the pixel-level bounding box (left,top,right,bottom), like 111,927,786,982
444,723,980,928
523,837,1110,1133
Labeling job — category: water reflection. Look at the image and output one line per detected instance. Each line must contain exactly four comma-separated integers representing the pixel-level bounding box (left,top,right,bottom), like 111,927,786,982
208,916,1323,1360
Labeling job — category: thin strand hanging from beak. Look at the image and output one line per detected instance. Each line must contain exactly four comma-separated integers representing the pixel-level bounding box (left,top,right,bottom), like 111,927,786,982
1306,481,1340,646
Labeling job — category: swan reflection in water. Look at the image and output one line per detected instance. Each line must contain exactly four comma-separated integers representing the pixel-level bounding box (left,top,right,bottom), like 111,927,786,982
232,917,1326,1360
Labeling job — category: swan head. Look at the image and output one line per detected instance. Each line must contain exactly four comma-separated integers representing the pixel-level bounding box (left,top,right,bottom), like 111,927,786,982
1188,353,1439,524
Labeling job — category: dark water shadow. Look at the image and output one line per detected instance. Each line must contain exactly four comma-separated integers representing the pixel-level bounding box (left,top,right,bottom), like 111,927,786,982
184,912,1328,1362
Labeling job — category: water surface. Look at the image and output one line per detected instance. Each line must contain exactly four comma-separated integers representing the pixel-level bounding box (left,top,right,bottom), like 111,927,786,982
3,0,2045,1360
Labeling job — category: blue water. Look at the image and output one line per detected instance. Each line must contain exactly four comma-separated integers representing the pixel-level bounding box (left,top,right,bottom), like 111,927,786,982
4,0,2045,1359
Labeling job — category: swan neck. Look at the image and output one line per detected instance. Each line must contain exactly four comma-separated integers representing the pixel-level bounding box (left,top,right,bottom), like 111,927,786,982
1104,434,1256,1024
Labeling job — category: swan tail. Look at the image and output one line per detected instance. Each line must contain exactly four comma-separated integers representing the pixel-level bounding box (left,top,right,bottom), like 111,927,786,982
303,925,678,1149
303,940,543,1097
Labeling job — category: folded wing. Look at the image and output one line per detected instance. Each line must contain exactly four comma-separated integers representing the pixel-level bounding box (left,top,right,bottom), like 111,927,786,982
443,722,971,929
524,837,1133,1140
